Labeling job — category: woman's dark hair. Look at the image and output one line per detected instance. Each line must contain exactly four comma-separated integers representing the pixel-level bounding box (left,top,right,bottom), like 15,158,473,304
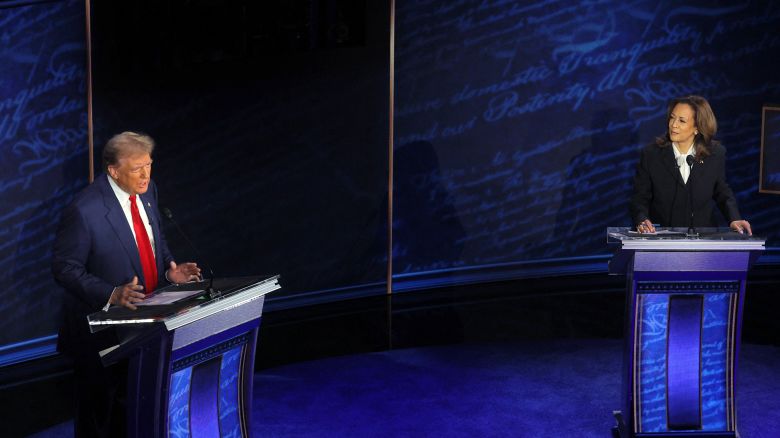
655,95,718,158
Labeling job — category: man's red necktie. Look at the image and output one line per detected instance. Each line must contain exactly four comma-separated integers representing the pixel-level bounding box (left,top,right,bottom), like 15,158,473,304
130,195,157,294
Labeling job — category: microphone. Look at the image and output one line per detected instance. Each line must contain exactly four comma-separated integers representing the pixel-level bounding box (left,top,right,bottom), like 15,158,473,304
685,155,698,237
161,207,219,298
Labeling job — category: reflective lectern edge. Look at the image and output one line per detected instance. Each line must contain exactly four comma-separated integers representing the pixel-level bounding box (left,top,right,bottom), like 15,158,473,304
86,275,280,329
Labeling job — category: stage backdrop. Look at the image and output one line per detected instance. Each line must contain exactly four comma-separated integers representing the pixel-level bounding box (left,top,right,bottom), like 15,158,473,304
393,0,780,281
4,0,780,364
88,0,391,307
0,0,88,358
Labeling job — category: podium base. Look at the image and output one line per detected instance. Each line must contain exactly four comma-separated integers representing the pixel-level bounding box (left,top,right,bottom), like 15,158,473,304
612,410,739,438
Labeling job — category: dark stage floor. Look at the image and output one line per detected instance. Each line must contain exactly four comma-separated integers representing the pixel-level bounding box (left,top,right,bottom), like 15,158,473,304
30,339,780,438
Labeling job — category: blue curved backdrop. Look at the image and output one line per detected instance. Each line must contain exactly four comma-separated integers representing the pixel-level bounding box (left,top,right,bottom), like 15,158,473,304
393,0,780,277
2,0,780,362
0,0,87,358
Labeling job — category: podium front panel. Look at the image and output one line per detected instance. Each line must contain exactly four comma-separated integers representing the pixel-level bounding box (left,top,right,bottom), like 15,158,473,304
168,324,258,438
633,282,738,434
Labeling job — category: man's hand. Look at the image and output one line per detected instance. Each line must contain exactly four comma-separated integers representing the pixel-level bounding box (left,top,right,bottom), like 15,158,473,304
637,219,656,233
730,220,752,236
167,261,202,284
110,276,146,310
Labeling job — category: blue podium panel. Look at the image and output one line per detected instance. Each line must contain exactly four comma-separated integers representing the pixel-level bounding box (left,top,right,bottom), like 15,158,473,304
169,367,193,437
634,286,736,434
220,347,243,437
667,295,703,430
169,330,256,438
168,346,245,438
191,356,222,438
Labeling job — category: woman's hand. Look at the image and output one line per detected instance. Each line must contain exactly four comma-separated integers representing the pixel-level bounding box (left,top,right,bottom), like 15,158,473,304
637,219,656,233
730,220,752,235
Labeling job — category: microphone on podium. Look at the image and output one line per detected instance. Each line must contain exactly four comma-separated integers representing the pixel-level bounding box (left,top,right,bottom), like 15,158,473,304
161,207,218,297
685,155,698,237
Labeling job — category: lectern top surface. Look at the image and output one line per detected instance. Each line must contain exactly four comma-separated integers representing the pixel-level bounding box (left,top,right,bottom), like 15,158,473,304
87,275,280,330
607,227,765,250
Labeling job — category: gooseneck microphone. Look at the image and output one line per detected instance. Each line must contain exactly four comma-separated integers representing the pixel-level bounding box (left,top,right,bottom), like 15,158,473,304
161,207,218,297
685,155,698,237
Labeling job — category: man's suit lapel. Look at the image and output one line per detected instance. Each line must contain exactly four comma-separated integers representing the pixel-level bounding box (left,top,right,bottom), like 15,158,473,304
97,176,145,285
661,146,685,187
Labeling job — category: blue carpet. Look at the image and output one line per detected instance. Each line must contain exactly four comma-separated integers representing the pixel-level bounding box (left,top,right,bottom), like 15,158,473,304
252,340,780,438
30,340,780,437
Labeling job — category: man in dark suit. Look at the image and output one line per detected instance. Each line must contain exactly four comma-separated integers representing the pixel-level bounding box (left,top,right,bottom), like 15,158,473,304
53,131,200,437
630,95,752,235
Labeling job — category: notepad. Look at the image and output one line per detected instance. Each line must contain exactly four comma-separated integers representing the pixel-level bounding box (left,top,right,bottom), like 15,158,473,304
136,289,204,306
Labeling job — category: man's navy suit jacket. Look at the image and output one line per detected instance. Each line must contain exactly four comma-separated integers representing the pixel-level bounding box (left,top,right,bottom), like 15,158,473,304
52,174,174,353
630,142,741,228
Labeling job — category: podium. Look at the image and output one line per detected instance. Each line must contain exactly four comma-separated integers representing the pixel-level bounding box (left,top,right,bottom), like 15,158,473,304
608,228,764,438
88,276,280,438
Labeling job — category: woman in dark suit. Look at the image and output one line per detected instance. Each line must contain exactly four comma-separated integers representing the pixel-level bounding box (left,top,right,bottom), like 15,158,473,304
630,95,752,234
